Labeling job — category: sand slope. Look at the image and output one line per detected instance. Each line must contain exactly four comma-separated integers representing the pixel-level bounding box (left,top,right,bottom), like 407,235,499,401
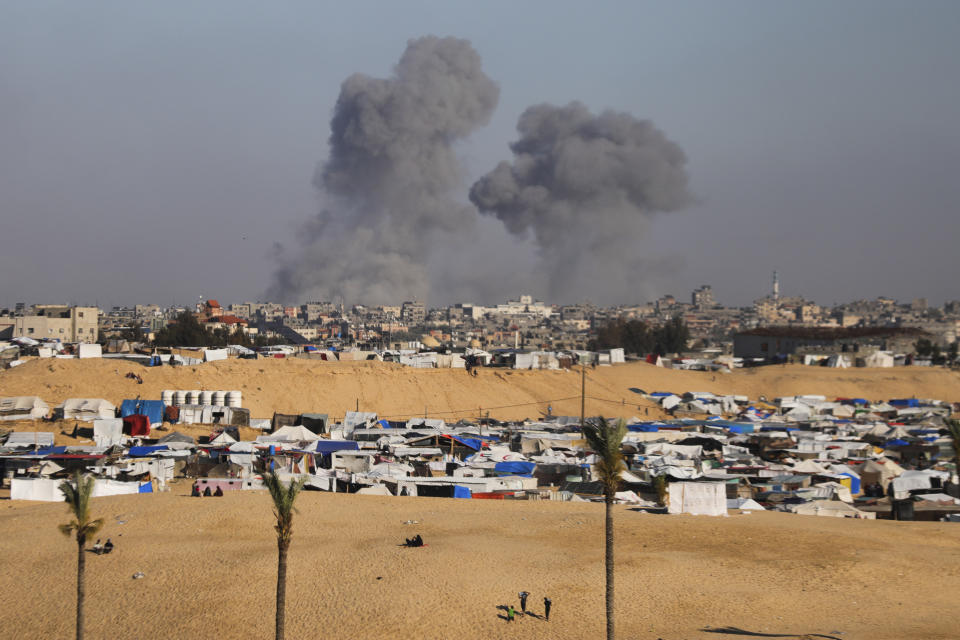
1,488,958,639
2,358,958,423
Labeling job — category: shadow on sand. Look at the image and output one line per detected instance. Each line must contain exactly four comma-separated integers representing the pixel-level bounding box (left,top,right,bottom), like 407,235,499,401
701,626,843,639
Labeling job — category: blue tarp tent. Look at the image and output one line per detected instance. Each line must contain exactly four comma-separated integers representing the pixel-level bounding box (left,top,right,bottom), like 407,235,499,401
494,461,536,477
138,482,153,493
448,435,482,451
36,446,68,456
727,424,754,434
128,445,168,456
313,440,359,454
453,485,472,499
889,399,919,407
121,399,166,425
627,423,659,432
884,438,910,448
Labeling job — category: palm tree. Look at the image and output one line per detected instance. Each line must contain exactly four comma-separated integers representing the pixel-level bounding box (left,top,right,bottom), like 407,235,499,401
582,417,628,640
58,472,104,640
263,471,306,640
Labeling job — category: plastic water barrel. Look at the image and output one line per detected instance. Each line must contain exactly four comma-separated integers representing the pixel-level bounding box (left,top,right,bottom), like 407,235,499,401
199,390,213,405
160,390,174,405
212,391,226,406
186,390,200,404
226,391,242,408
174,390,187,405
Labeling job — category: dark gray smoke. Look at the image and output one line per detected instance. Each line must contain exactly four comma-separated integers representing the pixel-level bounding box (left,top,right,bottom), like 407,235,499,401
470,101,691,302
269,36,499,304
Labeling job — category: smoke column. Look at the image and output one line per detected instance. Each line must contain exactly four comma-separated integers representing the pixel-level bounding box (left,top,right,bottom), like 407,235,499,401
470,101,691,302
269,36,499,304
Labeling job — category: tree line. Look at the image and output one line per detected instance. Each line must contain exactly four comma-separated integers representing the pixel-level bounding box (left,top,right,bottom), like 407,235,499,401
588,315,690,356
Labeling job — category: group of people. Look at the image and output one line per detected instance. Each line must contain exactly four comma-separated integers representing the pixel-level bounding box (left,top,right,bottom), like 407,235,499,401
191,483,224,497
91,539,114,555
404,534,424,547
505,591,552,622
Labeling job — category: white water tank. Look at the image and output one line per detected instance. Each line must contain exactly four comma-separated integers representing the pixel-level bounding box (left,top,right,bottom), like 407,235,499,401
187,390,201,404
212,391,226,406
174,390,187,405
160,390,174,405
226,391,242,408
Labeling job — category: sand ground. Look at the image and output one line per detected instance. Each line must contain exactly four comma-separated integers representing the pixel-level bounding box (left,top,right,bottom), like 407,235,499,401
2,358,959,424
1,486,959,639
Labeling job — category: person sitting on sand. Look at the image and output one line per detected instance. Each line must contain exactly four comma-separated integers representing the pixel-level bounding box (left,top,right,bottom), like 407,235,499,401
214,485,224,497
103,539,114,554
92,539,103,555
203,486,212,497
414,534,423,547
191,483,201,497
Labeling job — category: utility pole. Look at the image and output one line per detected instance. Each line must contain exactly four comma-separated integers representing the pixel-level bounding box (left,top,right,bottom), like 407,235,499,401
580,363,586,427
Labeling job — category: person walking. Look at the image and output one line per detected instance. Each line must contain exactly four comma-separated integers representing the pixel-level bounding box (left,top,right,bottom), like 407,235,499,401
507,605,515,623
518,591,529,614
543,596,552,621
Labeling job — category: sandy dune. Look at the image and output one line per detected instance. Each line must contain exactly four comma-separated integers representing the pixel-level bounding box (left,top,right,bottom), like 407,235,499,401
2,358,959,424
1,487,958,639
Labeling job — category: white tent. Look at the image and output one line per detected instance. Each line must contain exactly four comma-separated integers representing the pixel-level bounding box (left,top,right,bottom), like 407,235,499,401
268,425,321,442
57,398,116,421
203,348,228,362
667,481,727,516
864,351,895,368
0,396,49,421
77,343,103,359
93,418,124,447
727,498,766,511
209,431,237,446
826,354,850,368
4,431,55,448
792,500,874,519
10,477,143,501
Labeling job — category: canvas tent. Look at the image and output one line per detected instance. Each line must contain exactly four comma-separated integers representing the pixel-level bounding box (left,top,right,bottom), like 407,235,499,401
120,399,166,426
0,396,49,421
4,431,55,449
93,418,124,447
667,481,727,516
57,398,116,421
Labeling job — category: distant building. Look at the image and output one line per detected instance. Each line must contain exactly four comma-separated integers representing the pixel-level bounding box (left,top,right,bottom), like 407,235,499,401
4,305,99,343
692,285,716,309
733,326,927,359
401,301,426,325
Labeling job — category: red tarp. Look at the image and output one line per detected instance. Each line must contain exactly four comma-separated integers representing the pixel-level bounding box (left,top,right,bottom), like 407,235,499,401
123,414,150,437
471,492,505,500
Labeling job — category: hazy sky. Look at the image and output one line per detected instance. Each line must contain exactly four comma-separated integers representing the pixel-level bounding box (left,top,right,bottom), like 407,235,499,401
3,1,959,309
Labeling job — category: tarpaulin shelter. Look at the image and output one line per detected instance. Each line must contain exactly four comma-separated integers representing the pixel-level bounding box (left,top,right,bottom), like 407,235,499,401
494,461,536,477
120,399,166,426
93,418,124,447
57,398,115,422
0,396,49,421
667,481,727,516
300,413,329,435
123,414,150,437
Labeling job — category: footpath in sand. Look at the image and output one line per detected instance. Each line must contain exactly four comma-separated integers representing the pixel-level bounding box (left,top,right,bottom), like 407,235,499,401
2,358,960,423
1,488,959,639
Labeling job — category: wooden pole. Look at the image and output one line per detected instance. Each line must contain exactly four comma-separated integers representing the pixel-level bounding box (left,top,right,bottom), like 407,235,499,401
580,364,586,427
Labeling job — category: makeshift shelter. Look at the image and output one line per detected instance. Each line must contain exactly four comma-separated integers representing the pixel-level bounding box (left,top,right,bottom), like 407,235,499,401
57,398,116,422
864,351,895,368
267,425,321,442
667,481,727,516
0,396,49,421
858,458,904,489
120,399,166,426
4,431,55,449
300,413,329,435
93,418,124,447
123,414,150,437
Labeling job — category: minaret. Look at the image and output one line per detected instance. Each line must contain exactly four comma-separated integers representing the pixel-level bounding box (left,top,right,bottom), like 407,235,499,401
772,270,780,303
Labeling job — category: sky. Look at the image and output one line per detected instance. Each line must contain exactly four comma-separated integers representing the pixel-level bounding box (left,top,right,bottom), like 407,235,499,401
2,1,959,309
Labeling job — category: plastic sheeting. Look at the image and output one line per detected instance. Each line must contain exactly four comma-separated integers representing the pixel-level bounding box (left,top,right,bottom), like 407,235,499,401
667,482,727,516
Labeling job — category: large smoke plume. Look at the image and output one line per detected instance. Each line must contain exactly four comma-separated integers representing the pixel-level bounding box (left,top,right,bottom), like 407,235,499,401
269,36,499,304
470,102,691,302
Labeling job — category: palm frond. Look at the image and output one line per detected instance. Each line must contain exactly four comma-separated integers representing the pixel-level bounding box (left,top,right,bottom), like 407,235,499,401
59,471,100,542
583,417,628,497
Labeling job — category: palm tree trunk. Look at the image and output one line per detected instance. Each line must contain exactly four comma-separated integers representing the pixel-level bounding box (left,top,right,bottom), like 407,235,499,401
276,538,288,640
76,535,85,640
605,496,614,640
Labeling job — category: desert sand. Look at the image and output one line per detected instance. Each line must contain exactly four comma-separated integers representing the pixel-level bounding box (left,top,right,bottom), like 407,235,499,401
1,486,959,639
2,358,959,424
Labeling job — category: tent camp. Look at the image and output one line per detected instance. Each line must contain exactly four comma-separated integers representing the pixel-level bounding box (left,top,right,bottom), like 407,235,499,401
57,398,116,421
858,458,904,489
0,396,49,421
4,431,55,448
